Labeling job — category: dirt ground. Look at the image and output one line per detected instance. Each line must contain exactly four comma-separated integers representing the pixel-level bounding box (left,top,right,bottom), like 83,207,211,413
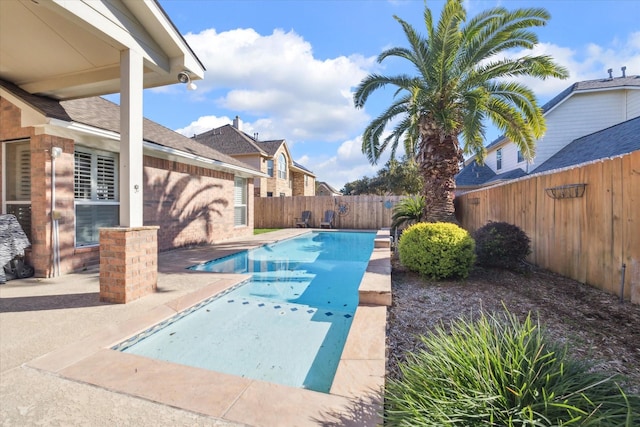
386,259,640,394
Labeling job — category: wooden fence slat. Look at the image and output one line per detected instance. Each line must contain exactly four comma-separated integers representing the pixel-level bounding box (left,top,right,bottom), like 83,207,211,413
254,195,402,230
456,151,638,301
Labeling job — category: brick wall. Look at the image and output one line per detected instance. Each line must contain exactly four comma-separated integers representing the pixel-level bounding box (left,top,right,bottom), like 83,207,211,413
99,226,158,303
143,156,253,251
3,97,255,278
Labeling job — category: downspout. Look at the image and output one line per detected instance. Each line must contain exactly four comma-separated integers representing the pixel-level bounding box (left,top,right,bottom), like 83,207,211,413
51,147,62,277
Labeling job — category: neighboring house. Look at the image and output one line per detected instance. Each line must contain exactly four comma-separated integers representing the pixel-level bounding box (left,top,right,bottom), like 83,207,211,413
457,72,640,190
316,181,342,196
1,81,264,277
193,117,316,197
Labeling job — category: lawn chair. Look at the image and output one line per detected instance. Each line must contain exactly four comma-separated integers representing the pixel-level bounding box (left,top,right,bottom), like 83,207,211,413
295,211,312,228
319,210,335,229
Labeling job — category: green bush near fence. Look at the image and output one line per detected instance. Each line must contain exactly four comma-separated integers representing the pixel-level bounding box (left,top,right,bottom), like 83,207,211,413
398,222,475,279
385,309,640,426
474,221,531,272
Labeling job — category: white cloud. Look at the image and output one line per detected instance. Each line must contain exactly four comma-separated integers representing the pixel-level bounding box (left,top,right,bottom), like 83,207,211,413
175,24,640,191
501,32,640,101
182,27,374,143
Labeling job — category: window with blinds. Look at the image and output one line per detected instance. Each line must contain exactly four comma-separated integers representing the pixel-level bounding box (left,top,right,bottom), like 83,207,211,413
74,148,119,246
4,140,32,241
234,176,247,226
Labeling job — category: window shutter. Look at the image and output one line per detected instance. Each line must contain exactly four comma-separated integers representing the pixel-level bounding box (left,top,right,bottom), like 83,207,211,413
16,145,31,200
234,177,247,226
74,151,92,199
96,154,116,200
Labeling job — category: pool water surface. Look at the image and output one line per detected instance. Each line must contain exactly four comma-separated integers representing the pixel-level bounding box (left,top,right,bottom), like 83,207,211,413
114,231,376,392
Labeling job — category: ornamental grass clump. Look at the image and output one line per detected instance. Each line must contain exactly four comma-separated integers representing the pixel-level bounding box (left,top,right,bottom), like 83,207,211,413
385,309,640,426
397,222,475,279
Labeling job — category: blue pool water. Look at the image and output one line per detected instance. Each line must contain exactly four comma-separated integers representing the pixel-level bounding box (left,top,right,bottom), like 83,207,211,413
114,231,376,392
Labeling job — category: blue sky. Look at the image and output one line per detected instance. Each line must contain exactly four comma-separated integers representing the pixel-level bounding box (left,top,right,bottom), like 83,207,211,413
131,0,640,190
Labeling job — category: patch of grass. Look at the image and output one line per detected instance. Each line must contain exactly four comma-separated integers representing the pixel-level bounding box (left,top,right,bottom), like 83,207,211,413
253,228,280,235
385,308,640,426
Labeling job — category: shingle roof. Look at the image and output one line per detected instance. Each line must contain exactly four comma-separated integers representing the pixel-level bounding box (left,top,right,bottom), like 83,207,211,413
485,75,640,151
257,140,285,156
193,124,268,156
455,160,496,186
486,168,527,183
1,79,257,172
532,116,640,174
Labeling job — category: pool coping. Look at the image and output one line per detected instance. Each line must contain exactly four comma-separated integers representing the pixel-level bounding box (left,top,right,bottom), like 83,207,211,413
26,229,390,426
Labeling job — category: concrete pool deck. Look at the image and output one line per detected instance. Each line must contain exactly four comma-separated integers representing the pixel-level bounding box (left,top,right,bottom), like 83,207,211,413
0,229,390,426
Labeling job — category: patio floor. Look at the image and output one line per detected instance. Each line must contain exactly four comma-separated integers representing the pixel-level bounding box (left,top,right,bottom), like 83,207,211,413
0,229,388,426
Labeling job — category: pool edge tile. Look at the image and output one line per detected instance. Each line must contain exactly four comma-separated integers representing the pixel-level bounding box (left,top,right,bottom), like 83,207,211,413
58,349,253,419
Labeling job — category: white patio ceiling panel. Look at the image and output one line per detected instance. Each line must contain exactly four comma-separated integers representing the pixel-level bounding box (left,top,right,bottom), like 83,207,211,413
0,0,204,100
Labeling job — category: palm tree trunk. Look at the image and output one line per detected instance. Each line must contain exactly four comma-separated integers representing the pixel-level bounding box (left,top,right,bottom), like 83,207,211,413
418,114,463,223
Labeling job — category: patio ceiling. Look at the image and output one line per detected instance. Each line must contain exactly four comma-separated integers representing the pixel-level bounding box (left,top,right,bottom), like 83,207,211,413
0,0,204,100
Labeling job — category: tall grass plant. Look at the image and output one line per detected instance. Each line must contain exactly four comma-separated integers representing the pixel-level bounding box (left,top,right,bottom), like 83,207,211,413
385,309,639,426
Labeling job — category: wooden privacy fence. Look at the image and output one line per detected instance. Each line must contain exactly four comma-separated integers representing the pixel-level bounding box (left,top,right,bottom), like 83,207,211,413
456,150,640,303
254,195,403,230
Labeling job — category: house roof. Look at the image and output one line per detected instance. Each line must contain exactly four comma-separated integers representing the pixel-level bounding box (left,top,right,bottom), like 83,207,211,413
193,125,269,156
0,79,260,175
532,116,640,174
485,168,528,183
317,181,342,194
457,116,640,188
193,124,316,176
455,161,496,187
485,75,640,151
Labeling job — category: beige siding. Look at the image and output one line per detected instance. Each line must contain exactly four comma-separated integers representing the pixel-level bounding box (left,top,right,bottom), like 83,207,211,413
627,89,640,118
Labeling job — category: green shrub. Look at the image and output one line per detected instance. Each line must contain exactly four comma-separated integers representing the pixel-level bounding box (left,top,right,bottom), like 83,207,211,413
474,221,531,271
385,309,640,426
398,222,475,279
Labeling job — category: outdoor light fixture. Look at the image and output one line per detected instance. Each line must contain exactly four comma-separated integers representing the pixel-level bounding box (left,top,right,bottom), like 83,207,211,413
177,71,197,91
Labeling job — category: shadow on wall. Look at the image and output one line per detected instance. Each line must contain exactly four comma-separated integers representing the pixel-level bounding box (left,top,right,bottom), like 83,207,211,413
144,170,228,251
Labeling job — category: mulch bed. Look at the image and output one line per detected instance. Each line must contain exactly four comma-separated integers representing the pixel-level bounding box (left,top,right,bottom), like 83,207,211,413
386,259,640,394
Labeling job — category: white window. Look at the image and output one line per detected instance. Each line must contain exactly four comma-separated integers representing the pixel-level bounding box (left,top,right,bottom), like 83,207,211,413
496,148,503,170
304,175,308,187
267,159,274,177
234,176,247,226
3,140,31,240
517,149,525,163
278,153,287,179
74,147,119,246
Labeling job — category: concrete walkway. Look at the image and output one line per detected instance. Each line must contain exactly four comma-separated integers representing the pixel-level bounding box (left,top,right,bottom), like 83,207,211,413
1,229,387,426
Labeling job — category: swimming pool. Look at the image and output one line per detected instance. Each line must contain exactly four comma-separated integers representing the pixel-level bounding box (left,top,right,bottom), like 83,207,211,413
114,231,376,392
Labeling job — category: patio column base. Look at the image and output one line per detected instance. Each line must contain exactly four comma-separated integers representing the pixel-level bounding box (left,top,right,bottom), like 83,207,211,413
99,226,159,304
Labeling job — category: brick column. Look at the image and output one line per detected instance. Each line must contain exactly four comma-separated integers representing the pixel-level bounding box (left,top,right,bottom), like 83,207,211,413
99,226,159,303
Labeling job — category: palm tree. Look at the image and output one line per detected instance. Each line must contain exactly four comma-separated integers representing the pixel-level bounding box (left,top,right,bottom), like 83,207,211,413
354,0,568,222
